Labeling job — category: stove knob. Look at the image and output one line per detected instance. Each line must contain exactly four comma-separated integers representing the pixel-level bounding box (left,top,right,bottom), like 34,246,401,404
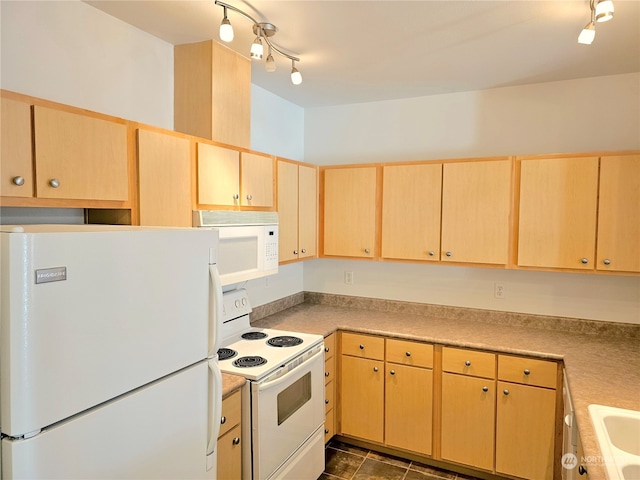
235,300,240,308
242,298,247,306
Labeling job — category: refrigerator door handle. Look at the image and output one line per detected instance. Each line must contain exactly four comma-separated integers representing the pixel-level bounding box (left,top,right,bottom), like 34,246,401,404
208,264,223,357
206,359,223,471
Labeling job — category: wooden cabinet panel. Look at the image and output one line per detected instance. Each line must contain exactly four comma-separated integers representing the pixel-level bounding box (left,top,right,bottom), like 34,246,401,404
323,166,377,258
495,381,556,479
241,152,274,208
324,333,336,360
298,164,318,259
33,106,128,201
1,98,33,198
441,373,495,471
386,339,433,368
325,379,335,414
217,424,242,480
385,364,433,455
442,347,496,379
597,154,640,273
197,143,240,206
219,390,242,438
277,160,299,262
498,355,557,389
441,160,511,264
325,407,335,443
341,332,385,360
518,156,599,269
381,163,442,261
137,129,191,226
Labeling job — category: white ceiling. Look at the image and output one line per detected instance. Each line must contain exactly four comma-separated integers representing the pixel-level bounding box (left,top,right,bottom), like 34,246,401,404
85,0,640,108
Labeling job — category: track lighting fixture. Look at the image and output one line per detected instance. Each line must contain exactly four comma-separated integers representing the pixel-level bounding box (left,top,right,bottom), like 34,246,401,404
577,0,614,45
215,0,302,85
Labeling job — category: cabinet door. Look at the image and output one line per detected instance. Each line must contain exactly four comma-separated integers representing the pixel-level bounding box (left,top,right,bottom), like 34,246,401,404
33,106,128,201
323,167,377,258
197,143,240,206
597,155,640,273
518,156,599,269
137,129,191,227
1,98,33,198
240,152,274,207
277,160,299,262
441,160,511,264
298,164,318,259
441,373,495,471
381,164,442,261
385,364,433,455
496,381,556,480
217,424,242,480
340,355,384,442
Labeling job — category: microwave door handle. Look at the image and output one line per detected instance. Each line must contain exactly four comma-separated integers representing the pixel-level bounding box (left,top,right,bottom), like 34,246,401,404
209,264,223,356
206,359,223,471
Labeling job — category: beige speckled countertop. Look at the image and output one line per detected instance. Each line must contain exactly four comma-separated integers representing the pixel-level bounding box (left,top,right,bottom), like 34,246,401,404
222,373,246,397
249,293,640,480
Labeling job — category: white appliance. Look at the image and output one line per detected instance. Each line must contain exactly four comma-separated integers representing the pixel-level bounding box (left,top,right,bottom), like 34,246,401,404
0,224,224,479
218,289,325,480
193,210,278,287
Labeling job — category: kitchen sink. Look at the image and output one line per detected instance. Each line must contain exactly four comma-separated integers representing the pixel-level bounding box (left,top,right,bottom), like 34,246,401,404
588,404,640,480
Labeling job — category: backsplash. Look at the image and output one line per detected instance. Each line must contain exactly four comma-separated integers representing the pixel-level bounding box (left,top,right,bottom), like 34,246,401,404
252,291,640,339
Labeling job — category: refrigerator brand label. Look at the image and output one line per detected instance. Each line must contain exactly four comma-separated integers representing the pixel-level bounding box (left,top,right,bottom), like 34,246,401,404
35,267,67,284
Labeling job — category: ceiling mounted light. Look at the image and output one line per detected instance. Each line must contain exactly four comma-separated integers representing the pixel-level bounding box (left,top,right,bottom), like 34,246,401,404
595,0,614,22
291,60,302,85
219,6,234,42
215,1,302,86
578,21,596,44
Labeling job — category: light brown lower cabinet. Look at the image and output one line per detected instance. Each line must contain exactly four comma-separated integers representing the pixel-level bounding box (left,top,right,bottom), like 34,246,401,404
217,389,242,480
324,333,337,443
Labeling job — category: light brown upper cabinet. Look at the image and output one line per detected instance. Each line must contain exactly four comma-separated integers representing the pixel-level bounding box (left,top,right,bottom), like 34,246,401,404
1,97,33,198
517,156,599,270
277,159,317,263
137,128,192,227
322,166,378,258
32,105,128,201
197,143,274,209
381,163,442,261
175,40,250,149
441,159,512,265
596,154,640,273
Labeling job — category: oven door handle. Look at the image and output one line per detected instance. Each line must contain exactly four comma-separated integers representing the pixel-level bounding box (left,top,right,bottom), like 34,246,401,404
257,349,323,392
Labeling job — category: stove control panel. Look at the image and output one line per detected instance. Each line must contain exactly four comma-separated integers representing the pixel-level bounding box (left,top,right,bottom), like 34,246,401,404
222,288,252,322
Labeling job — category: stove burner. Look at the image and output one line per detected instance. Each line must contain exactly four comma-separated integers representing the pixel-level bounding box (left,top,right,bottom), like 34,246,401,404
233,356,268,368
267,336,304,348
217,348,237,361
241,331,268,340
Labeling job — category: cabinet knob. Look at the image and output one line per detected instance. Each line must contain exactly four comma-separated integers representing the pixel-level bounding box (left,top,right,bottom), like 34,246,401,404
359,344,364,350
524,369,531,376
390,369,395,375
578,465,587,476
482,386,489,392
503,389,510,396
325,398,329,404
301,248,307,254
603,259,611,266
325,428,329,434
232,437,241,445
11,176,25,186
293,250,299,255
246,194,253,201
49,178,60,188
325,371,330,377
233,193,239,200
373,367,378,372
465,360,471,367
428,251,435,257
325,347,330,353
220,416,226,425
364,248,371,254
405,351,411,357
446,251,452,257
581,258,588,265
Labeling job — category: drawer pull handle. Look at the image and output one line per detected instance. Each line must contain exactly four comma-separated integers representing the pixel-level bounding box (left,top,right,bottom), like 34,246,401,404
405,351,411,357
524,369,531,375
359,344,364,350
482,386,489,392
325,371,330,377
232,437,240,445
325,347,329,353
373,367,379,372
390,370,396,375
578,465,587,476
465,360,471,367
325,399,329,404
325,428,329,434
220,416,226,425
503,389,510,396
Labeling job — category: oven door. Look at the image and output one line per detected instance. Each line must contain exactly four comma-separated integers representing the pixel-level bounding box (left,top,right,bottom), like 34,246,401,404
251,348,325,480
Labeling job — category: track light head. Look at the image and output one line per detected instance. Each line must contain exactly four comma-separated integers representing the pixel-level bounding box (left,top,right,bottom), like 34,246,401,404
250,33,263,60
595,0,614,22
291,60,302,85
266,51,276,72
578,21,596,44
219,7,234,42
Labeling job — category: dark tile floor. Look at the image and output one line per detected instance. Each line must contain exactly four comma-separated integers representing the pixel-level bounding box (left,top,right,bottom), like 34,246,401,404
319,440,483,480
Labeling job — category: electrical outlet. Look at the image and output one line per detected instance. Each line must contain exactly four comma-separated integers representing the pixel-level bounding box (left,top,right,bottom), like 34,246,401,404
494,283,505,299
344,271,354,285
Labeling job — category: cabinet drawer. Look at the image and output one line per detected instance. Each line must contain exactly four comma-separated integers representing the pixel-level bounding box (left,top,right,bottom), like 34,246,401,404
341,332,385,360
386,339,433,368
325,380,334,414
324,407,335,443
217,424,242,480
325,357,335,384
220,389,242,438
442,347,496,379
498,355,558,389
324,333,336,360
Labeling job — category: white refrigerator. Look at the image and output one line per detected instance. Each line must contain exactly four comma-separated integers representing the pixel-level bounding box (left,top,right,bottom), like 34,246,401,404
0,224,223,479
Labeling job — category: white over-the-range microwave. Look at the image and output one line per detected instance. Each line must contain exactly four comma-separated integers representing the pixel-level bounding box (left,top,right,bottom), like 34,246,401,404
193,210,278,287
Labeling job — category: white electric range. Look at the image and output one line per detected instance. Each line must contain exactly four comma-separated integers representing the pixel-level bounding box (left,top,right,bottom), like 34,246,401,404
217,289,325,480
